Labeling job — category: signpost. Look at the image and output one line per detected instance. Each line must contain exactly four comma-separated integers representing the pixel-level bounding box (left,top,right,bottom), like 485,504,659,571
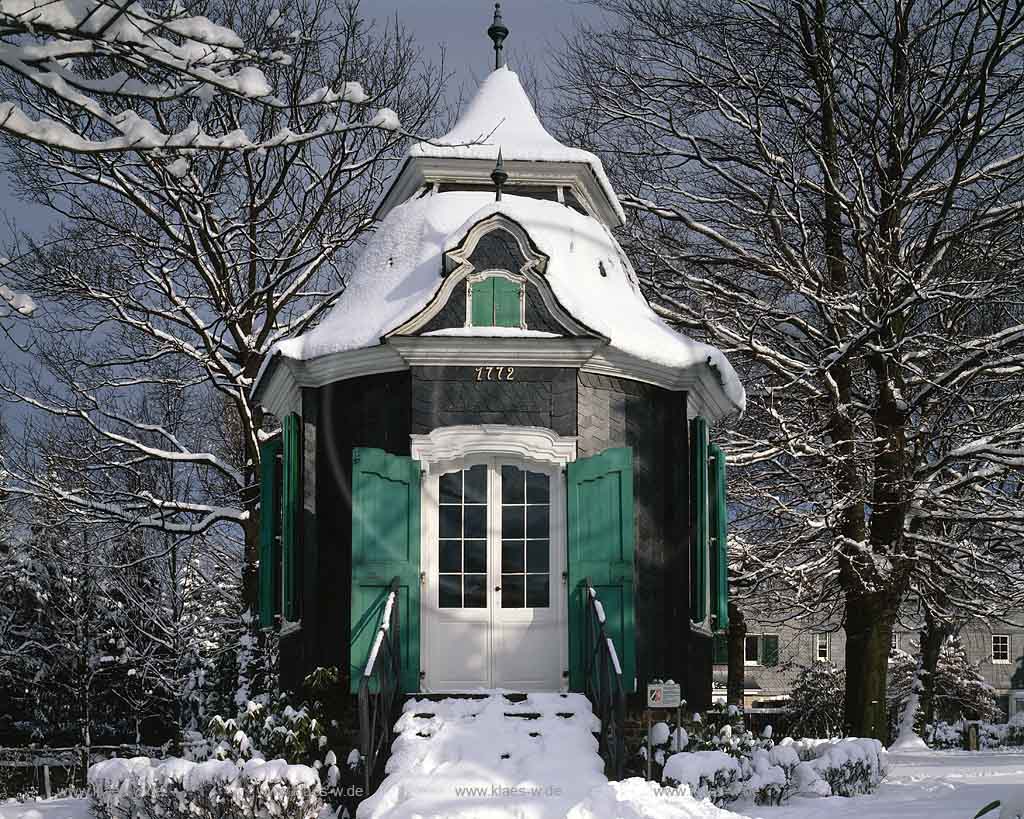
645,681,684,781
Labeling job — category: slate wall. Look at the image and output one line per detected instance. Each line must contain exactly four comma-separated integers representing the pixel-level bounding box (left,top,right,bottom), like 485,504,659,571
295,365,707,708
313,372,412,678
576,373,706,708
410,366,576,435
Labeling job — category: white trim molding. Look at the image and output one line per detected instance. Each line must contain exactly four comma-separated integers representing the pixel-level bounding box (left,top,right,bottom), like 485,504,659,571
387,213,599,340
410,425,578,476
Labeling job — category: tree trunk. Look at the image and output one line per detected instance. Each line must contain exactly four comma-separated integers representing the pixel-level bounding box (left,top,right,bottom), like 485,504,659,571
919,607,948,731
844,595,894,739
727,602,746,707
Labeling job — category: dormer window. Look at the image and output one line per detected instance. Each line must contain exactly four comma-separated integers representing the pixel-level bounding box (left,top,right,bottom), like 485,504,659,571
469,274,524,328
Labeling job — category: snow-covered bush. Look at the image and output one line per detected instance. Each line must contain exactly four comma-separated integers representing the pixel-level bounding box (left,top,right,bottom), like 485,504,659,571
88,756,323,819
786,663,846,739
800,738,887,796
929,713,1024,750
191,666,360,808
662,751,743,804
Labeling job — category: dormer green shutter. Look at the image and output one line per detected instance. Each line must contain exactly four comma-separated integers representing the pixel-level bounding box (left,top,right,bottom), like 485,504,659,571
470,276,522,327
493,277,521,327
690,417,709,625
710,443,729,631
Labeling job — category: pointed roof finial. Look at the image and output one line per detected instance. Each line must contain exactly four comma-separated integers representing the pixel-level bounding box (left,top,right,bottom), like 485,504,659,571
488,3,509,70
491,147,508,201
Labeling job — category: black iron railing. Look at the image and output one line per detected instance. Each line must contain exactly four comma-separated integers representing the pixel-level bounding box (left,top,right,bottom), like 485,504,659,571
583,577,626,780
357,576,402,795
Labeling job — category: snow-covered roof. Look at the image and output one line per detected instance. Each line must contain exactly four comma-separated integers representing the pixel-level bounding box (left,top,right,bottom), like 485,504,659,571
379,67,625,226
272,190,744,415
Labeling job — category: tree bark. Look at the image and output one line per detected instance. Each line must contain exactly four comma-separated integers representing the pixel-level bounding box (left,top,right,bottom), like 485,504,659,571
919,607,948,730
844,594,895,739
727,602,746,708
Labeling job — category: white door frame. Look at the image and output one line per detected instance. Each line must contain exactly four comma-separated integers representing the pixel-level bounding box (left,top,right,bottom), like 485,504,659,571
411,425,577,692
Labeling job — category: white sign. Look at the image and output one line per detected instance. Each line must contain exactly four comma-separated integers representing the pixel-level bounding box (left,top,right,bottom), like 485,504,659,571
647,682,681,708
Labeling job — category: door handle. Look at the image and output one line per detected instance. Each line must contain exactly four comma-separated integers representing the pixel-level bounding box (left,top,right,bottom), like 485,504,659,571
494,586,502,592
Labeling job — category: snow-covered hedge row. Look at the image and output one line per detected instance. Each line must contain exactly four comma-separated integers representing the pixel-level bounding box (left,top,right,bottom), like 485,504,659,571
662,738,885,805
88,756,324,819
930,713,1024,750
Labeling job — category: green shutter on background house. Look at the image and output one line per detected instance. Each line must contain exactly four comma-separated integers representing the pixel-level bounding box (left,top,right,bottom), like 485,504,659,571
258,436,283,628
281,414,301,622
761,635,780,667
690,417,709,624
349,448,421,694
710,443,729,631
493,277,521,327
567,447,636,693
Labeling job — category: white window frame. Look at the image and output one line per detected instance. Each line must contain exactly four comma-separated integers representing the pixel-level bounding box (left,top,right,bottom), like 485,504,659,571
815,632,831,662
992,634,1011,664
891,631,899,651
744,634,780,667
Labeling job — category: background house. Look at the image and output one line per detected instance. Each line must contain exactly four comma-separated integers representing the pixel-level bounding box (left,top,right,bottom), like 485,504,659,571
715,613,1024,722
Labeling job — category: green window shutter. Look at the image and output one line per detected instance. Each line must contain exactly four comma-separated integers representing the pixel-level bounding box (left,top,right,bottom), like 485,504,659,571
258,436,283,628
493,277,522,327
567,447,636,693
690,417,709,624
281,414,301,622
712,633,729,664
761,635,779,667
709,443,729,631
349,448,421,694
470,278,495,326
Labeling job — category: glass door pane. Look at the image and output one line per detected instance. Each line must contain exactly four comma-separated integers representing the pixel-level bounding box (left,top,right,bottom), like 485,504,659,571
437,464,488,608
499,465,550,608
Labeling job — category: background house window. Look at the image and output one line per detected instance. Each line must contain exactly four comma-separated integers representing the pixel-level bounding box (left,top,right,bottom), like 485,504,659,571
891,631,899,651
815,632,830,662
993,634,1011,664
744,634,779,667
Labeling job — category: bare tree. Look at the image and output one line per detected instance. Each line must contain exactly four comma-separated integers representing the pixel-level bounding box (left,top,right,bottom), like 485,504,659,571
559,0,1024,737
0,0,448,610
0,0,390,152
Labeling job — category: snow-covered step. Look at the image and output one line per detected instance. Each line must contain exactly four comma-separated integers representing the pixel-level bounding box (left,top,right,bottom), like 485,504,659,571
356,691,606,819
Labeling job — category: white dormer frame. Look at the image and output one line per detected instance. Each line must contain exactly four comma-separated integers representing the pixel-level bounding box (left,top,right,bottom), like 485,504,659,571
375,157,625,230
387,213,602,339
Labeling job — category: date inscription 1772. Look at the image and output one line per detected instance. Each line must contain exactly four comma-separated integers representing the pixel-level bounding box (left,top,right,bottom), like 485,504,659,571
473,366,516,382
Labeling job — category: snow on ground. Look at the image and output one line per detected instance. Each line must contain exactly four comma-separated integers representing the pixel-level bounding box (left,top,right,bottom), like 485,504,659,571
5,748,1023,819
0,798,90,819
356,692,749,819
753,749,1024,819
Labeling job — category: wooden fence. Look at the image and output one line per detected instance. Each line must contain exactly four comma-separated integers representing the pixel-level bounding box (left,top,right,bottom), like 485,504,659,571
0,745,165,797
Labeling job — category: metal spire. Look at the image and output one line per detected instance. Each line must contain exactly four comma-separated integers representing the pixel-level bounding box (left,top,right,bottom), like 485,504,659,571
491,148,508,201
487,3,509,70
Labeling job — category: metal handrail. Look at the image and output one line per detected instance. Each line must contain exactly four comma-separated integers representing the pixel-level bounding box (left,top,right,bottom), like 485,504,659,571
357,576,402,795
583,577,626,780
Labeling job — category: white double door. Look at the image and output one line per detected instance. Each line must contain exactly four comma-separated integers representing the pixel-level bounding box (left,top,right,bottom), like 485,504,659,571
421,458,566,691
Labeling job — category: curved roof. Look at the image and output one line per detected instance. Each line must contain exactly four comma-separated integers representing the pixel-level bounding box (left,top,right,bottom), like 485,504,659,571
399,67,625,225
272,190,745,414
